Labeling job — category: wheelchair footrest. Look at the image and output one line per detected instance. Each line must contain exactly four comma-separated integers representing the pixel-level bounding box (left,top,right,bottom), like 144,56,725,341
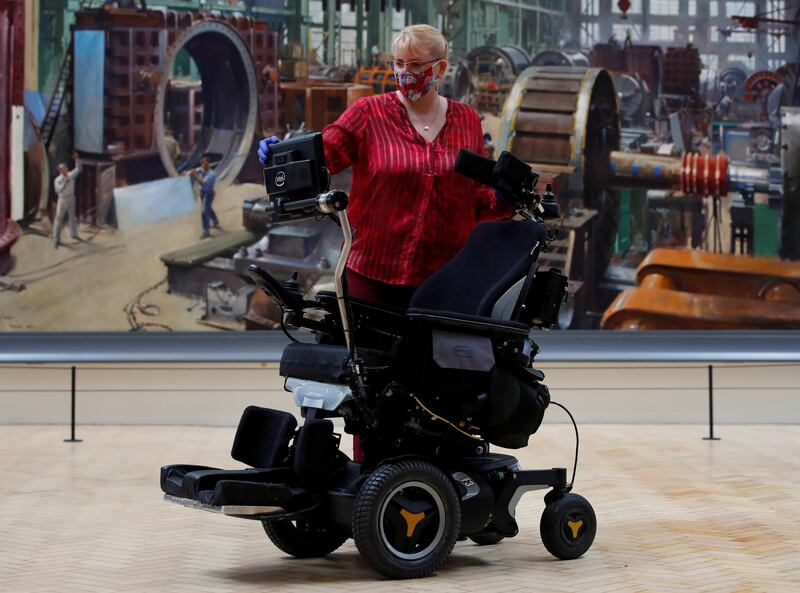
164,494,289,519
161,464,311,518
200,478,308,508
160,464,294,499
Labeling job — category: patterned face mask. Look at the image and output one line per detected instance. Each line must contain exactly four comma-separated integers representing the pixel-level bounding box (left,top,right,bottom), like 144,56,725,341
394,61,440,102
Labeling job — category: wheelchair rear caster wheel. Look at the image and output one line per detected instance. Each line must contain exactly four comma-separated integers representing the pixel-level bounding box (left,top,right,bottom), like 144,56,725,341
540,493,596,560
352,460,461,579
262,519,348,558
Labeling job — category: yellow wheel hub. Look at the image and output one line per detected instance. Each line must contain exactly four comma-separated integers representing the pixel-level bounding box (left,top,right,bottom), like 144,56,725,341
400,509,426,538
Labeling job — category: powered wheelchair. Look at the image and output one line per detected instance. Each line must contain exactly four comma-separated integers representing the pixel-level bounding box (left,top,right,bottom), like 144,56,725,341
160,133,596,579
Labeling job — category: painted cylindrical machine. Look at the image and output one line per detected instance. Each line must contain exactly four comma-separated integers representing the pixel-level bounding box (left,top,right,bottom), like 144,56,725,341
608,151,735,196
23,109,50,222
589,43,663,97
531,49,589,68
496,66,620,198
466,45,532,79
491,46,531,75
496,66,621,286
73,8,279,185
614,73,652,126
466,46,532,113
440,61,471,103
608,151,682,191
497,66,765,200
607,152,775,197
0,0,24,275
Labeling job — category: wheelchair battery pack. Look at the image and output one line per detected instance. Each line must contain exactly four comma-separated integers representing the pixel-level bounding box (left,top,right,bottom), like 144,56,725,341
523,268,568,328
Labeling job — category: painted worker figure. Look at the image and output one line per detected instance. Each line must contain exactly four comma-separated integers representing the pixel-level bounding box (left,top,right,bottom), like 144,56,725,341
164,127,182,167
52,152,82,249
192,156,221,240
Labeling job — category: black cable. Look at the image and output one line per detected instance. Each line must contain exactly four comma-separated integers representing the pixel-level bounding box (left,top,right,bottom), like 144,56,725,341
280,313,300,343
123,277,172,332
550,400,579,488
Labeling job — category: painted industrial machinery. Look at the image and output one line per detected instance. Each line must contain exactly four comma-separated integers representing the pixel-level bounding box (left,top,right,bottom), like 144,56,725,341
71,7,279,192
589,42,663,98
466,45,531,113
743,70,785,120
496,66,619,197
661,47,701,96
614,73,654,127
494,66,620,326
495,67,798,327
496,66,620,283
0,0,24,276
496,67,775,209
439,61,471,103
716,65,749,101
280,81,373,132
531,49,589,68
601,248,800,329
356,66,396,94
22,111,50,223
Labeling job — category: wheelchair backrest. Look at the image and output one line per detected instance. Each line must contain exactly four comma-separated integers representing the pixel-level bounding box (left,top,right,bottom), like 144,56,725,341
409,220,546,321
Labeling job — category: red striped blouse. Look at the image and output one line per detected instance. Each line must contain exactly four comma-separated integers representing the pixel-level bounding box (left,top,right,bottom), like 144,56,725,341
322,91,510,287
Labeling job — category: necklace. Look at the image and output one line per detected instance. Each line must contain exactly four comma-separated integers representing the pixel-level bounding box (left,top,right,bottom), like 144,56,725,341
406,95,442,132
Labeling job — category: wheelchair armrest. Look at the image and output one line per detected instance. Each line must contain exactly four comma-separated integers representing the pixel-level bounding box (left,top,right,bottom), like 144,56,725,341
247,264,304,312
406,308,530,337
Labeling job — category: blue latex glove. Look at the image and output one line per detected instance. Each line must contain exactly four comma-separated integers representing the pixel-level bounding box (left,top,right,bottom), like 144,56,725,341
258,136,281,165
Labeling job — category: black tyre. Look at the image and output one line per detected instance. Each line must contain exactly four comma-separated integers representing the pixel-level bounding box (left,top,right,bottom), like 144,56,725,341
468,530,505,546
539,493,596,560
262,519,348,558
352,460,461,579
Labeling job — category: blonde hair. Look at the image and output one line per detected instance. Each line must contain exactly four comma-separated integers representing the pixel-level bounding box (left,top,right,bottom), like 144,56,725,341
391,24,448,60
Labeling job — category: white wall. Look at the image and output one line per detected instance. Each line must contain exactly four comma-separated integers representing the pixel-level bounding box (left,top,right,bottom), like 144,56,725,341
1,361,798,425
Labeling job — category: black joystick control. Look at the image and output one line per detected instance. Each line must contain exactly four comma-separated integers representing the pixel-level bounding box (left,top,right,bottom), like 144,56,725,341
539,183,560,220
284,271,301,295
543,183,556,203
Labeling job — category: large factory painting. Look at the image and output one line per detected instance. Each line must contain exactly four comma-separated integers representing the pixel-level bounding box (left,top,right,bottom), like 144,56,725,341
1,0,799,332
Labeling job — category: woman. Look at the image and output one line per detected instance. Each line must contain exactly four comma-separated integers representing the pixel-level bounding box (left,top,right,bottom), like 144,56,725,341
259,24,512,308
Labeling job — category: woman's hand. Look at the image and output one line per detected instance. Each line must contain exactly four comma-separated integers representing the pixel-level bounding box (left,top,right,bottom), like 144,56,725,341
258,136,281,165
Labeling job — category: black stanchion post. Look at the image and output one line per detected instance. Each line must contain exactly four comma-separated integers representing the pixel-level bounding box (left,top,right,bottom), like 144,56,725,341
64,366,82,443
703,364,720,441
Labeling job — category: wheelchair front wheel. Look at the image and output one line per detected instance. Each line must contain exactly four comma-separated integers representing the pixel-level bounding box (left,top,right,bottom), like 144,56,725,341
262,519,348,558
352,460,461,579
539,492,596,560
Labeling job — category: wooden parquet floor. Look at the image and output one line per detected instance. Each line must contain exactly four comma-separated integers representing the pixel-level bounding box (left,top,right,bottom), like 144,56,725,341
1,424,798,593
